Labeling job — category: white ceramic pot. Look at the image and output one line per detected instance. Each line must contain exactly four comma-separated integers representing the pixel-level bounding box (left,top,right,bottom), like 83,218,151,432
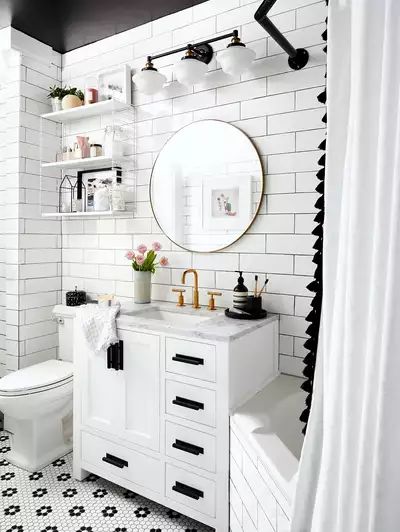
62,94,82,110
134,271,152,304
51,98,62,112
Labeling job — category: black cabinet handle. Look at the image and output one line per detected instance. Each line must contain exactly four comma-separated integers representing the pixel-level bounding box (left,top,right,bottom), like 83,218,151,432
102,453,128,469
106,341,124,371
172,481,204,500
172,353,204,366
172,439,204,456
115,340,123,371
172,396,204,411
107,347,113,369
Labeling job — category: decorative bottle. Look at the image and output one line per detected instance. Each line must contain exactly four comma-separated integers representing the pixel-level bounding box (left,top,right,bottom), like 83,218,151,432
233,271,248,310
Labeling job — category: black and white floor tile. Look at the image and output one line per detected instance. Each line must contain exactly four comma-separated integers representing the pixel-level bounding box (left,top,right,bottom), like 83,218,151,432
0,432,213,532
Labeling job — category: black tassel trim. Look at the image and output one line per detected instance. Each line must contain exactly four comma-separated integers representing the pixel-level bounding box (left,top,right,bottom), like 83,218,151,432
300,408,310,423
306,280,320,292
312,223,323,237
306,311,317,323
322,29,327,41
301,11,327,436
315,196,324,209
323,45,327,54
314,210,324,224
312,251,323,264
321,113,327,124
301,379,313,393
318,90,327,105
304,352,317,365
313,237,323,251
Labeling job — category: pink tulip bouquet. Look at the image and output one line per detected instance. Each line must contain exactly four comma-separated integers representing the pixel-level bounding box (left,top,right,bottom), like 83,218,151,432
125,242,169,273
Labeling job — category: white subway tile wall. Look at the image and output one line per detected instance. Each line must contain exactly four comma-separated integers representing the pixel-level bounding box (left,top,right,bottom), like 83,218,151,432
59,0,327,378
0,34,62,376
0,1,326,377
230,421,291,532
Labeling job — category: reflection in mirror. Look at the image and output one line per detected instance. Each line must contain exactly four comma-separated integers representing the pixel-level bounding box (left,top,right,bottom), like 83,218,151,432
150,120,264,253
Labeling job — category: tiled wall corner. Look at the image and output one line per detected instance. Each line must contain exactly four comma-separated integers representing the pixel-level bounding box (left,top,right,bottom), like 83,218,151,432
60,0,326,377
0,36,62,374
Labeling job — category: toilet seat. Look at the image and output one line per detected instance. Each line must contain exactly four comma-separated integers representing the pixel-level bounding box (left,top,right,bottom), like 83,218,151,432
0,360,73,397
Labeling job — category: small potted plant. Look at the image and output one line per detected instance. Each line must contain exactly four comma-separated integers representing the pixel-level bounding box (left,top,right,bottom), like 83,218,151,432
62,87,84,110
125,242,169,304
48,85,66,112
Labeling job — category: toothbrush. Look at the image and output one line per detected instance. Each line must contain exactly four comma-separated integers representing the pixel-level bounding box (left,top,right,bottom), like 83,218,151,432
254,275,258,297
257,277,269,297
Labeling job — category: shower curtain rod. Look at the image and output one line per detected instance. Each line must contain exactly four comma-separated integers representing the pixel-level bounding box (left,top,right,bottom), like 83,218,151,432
254,0,310,70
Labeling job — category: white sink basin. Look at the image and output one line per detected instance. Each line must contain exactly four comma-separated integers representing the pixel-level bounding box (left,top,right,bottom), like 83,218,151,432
133,309,211,328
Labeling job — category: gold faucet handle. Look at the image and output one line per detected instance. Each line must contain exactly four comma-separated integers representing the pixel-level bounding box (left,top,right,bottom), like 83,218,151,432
172,288,186,307
207,291,222,311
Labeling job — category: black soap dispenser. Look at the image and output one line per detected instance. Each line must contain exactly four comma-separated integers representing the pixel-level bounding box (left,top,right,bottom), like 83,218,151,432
233,271,248,310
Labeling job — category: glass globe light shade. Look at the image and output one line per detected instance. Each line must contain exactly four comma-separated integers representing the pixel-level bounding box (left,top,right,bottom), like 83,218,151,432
218,45,256,76
132,67,166,95
175,56,208,86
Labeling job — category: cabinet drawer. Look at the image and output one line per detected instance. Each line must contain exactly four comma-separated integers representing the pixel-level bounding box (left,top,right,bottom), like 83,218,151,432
166,380,216,427
166,338,216,382
166,463,216,518
81,432,162,494
166,421,216,472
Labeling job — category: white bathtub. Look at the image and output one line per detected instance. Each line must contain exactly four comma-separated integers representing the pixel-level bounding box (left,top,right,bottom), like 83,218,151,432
230,375,306,531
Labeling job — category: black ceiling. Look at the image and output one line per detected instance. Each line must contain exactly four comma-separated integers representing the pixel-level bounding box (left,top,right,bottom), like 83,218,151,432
0,0,208,53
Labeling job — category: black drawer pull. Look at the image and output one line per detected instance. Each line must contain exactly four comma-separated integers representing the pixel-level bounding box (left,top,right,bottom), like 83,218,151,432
172,396,204,411
172,481,204,500
172,439,204,456
172,353,204,366
102,453,128,469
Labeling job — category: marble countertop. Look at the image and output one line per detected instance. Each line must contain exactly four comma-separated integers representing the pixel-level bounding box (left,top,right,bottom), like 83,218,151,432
116,301,278,342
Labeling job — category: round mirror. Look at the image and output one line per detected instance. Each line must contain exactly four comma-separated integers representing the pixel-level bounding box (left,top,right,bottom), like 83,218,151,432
150,120,264,253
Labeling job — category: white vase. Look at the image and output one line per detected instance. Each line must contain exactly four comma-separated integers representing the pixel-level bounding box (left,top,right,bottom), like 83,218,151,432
134,271,152,304
51,98,62,112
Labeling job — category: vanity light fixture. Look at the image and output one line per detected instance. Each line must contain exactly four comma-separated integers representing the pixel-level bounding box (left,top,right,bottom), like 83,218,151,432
217,32,256,76
175,45,210,86
132,3,311,96
131,57,167,95
132,30,252,94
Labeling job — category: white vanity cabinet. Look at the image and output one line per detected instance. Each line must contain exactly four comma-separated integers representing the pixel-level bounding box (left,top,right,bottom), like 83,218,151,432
73,309,279,531
79,329,160,451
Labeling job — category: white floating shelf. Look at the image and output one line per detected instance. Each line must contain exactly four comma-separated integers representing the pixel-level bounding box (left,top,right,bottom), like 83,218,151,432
41,99,129,123
42,211,132,218
41,156,118,170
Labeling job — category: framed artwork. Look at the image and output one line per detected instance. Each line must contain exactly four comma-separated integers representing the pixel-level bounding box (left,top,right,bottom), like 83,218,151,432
98,65,131,104
202,176,252,232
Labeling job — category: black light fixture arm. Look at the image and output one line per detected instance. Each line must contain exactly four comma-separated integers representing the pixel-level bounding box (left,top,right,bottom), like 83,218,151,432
254,0,309,70
148,30,239,64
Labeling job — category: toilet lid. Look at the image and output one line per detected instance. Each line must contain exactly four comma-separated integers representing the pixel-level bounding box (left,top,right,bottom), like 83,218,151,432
0,360,73,395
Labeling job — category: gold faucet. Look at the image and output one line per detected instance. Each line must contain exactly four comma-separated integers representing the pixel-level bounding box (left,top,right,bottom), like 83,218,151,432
182,269,201,309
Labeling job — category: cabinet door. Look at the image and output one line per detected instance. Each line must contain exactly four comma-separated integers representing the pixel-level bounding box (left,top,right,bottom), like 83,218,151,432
80,342,122,435
118,329,160,451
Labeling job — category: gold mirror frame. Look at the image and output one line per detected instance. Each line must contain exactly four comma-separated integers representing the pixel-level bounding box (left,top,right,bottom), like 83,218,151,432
149,119,264,253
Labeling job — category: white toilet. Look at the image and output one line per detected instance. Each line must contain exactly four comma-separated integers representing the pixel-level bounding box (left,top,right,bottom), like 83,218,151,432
0,306,74,471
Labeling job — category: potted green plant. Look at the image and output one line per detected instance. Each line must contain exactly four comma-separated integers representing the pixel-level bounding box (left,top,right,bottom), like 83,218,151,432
61,87,85,110
48,85,66,112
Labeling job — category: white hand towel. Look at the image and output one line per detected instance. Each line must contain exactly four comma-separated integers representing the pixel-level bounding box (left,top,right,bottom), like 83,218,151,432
77,303,120,354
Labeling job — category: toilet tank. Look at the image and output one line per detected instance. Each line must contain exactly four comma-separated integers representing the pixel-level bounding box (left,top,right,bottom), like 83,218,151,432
53,305,76,362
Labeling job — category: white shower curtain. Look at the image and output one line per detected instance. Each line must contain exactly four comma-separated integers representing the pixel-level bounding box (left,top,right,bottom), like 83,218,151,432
291,1,400,531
